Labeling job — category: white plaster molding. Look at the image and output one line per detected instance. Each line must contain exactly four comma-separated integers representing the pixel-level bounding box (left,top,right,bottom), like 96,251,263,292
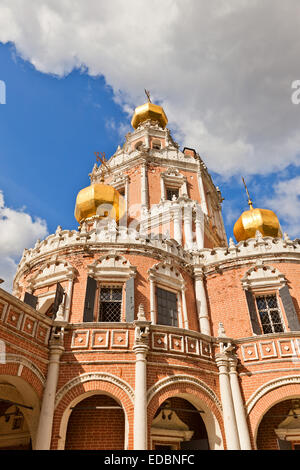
88,254,137,280
4,354,46,386
241,262,286,292
55,371,135,407
27,259,77,291
147,374,222,412
246,375,300,414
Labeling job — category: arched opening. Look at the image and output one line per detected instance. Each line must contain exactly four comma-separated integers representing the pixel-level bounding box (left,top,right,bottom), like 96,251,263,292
256,398,300,450
0,378,39,450
65,394,125,450
0,402,31,449
151,397,209,450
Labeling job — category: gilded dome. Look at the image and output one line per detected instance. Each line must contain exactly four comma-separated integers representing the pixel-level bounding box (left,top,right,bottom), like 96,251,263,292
233,206,282,242
74,183,126,223
131,101,168,129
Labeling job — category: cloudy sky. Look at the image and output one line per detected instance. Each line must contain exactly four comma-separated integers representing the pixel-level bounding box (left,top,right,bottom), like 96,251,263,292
0,0,300,290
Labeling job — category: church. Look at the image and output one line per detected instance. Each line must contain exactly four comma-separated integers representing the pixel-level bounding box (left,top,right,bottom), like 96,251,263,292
0,97,299,450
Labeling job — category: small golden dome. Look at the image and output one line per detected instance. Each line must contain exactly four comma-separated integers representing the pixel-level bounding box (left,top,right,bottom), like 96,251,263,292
74,183,126,223
131,101,168,129
233,206,282,242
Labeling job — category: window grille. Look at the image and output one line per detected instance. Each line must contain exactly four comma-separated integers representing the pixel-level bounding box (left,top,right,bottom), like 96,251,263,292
255,294,284,334
166,188,179,201
156,287,178,327
99,286,122,322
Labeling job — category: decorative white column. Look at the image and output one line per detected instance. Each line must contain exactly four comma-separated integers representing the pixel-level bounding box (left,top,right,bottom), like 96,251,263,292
183,206,193,250
182,178,188,197
228,356,252,450
141,162,149,210
133,309,151,450
194,270,211,335
63,276,74,323
160,177,166,201
197,169,208,215
149,277,156,324
35,328,64,450
215,354,240,450
195,207,204,249
173,208,182,245
181,286,189,329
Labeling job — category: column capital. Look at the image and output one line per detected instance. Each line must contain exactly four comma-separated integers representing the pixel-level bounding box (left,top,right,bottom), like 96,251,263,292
215,353,230,370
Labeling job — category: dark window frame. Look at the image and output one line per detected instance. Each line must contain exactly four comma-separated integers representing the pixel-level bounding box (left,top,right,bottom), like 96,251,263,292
156,286,179,327
255,293,285,334
98,284,124,322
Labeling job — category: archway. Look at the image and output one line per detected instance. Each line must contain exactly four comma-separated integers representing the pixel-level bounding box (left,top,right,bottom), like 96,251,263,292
65,394,126,450
256,398,300,450
151,397,210,450
0,377,40,450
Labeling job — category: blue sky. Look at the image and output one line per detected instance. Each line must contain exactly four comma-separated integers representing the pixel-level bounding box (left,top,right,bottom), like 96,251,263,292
1,1,300,290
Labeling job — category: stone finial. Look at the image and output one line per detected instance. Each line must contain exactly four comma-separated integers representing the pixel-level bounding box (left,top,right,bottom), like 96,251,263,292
218,322,226,338
284,232,290,241
137,303,146,321
229,237,235,248
55,225,62,234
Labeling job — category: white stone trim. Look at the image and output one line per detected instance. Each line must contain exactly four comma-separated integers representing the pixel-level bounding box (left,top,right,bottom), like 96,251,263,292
55,371,135,408
241,262,286,292
3,354,46,386
246,375,300,414
88,254,137,281
27,258,77,291
147,374,222,411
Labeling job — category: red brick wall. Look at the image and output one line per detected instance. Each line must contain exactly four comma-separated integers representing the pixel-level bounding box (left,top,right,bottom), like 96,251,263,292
256,399,295,450
65,395,125,450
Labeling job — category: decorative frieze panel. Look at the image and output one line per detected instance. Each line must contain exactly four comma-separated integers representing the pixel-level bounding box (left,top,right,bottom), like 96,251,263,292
91,330,110,348
5,307,23,330
111,330,129,348
70,328,130,350
0,297,52,346
71,330,90,349
152,332,168,351
240,337,300,362
21,314,38,338
259,340,277,359
241,343,259,361
169,334,185,353
151,331,213,360
277,339,297,357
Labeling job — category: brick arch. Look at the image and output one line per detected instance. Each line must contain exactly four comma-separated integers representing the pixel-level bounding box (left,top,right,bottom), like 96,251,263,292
147,376,225,450
0,355,45,398
0,370,42,448
247,378,300,449
52,376,134,450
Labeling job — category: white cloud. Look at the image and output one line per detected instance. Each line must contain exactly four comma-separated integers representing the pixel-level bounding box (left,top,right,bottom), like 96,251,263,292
0,191,48,291
264,176,300,238
1,1,300,177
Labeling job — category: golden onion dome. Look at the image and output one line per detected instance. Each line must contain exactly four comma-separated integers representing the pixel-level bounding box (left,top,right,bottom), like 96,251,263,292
74,183,126,224
131,101,168,129
233,206,282,242
233,178,282,242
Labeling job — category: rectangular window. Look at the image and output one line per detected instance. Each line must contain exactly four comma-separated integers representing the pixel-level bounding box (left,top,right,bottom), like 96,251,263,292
255,294,284,334
166,187,179,201
99,286,123,322
156,287,178,327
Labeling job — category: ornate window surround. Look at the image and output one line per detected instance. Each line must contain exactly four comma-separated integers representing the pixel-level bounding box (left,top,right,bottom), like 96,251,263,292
160,168,188,201
26,259,77,320
242,261,287,334
148,262,188,329
87,254,137,323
